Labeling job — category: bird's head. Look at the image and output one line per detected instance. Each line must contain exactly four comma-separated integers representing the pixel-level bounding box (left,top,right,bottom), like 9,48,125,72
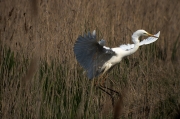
133,29,158,38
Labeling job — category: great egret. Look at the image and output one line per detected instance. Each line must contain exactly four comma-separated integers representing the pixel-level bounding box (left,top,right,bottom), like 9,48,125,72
73,30,160,80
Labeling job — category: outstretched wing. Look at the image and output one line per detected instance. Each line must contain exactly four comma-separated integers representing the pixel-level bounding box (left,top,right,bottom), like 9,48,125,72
73,30,116,79
119,44,135,51
119,31,160,51
139,31,160,45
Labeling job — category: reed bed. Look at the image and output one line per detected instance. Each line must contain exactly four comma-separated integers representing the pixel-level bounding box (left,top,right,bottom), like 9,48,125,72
1,0,180,118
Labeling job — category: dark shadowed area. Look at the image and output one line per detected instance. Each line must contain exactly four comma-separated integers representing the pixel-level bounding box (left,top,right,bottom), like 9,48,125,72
0,0,180,118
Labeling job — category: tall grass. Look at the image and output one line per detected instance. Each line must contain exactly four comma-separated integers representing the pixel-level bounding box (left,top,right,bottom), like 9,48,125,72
1,0,180,118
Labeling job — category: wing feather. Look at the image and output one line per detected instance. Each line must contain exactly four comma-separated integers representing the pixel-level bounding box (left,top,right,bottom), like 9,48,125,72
74,30,116,79
119,31,160,51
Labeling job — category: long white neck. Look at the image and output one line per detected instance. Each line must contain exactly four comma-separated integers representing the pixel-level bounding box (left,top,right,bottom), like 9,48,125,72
123,36,140,57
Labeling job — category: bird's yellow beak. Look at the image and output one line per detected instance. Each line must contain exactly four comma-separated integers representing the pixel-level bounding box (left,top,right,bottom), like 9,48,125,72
147,33,159,38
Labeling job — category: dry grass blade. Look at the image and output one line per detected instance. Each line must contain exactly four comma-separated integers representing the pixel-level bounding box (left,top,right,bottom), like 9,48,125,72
0,0,180,118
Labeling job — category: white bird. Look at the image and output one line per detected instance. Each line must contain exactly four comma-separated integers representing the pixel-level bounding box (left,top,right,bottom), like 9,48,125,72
73,30,160,79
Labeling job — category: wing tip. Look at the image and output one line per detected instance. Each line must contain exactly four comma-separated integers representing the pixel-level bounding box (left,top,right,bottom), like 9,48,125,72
156,31,160,37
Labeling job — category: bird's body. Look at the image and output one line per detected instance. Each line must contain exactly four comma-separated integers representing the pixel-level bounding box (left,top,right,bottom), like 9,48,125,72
73,30,160,79
103,48,123,65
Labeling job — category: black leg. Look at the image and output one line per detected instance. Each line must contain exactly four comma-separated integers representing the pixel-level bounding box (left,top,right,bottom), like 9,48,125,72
98,86,112,96
97,85,122,107
96,74,120,96
99,85,120,96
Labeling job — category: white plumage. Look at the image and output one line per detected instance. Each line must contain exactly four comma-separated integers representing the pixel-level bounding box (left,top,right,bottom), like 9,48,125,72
119,31,160,51
73,29,160,79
